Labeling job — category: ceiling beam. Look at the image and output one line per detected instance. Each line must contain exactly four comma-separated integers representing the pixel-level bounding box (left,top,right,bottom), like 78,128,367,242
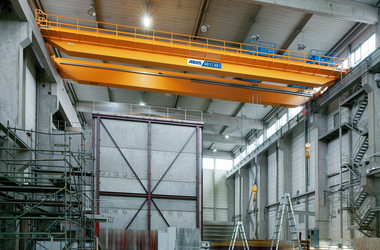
193,0,210,37
251,0,378,24
242,5,263,44
278,13,313,54
203,149,232,159
203,133,246,145
203,113,263,129
75,101,264,129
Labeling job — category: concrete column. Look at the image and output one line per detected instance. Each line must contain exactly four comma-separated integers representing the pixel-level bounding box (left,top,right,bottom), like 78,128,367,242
277,135,292,240
227,177,235,222
361,73,380,194
0,5,32,127
241,167,250,236
36,72,58,153
310,112,330,246
257,152,268,239
278,135,292,196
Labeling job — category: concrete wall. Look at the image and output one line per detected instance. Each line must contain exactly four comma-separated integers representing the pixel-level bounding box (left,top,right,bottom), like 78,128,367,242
230,82,375,247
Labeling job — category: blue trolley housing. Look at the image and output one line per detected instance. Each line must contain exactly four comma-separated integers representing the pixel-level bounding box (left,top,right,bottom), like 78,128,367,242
306,49,337,67
234,39,277,83
243,39,277,58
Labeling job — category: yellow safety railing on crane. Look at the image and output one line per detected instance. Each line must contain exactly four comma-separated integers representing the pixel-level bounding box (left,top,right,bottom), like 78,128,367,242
35,9,348,81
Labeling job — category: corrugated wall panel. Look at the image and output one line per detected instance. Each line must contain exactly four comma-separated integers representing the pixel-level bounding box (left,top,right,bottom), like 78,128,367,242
267,145,277,204
25,67,36,131
308,128,315,191
203,209,214,221
235,175,240,217
267,209,276,239
203,169,214,208
292,125,305,196
215,170,228,209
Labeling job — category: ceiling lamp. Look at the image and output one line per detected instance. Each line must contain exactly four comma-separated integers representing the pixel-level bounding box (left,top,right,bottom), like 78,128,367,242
87,4,96,17
225,135,229,139
250,34,260,41
201,25,210,32
298,44,306,50
213,148,217,152
143,15,152,28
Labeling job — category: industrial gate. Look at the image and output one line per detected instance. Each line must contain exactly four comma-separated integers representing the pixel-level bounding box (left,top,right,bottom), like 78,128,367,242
93,114,203,248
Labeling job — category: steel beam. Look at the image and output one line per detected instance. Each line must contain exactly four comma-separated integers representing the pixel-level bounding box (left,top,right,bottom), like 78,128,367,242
203,113,263,129
203,149,232,159
76,101,264,129
56,58,313,108
251,0,378,24
203,133,246,145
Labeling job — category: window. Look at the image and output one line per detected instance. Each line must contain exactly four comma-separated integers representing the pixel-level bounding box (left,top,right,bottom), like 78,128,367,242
351,34,376,67
258,134,263,145
278,113,287,128
247,142,254,154
215,159,232,171
234,155,241,166
368,34,376,54
354,47,361,64
289,106,302,119
266,122,276,138
203,158,214,169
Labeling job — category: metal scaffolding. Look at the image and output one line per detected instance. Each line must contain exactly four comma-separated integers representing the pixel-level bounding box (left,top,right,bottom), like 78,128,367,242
0,125,95,249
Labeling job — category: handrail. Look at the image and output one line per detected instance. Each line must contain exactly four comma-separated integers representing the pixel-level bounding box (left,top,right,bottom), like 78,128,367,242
35,9,347,70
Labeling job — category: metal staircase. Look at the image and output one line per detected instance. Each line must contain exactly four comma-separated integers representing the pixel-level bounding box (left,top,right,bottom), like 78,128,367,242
345,190,379,237
354,137,369,165
355,190,369,208
352,95,368,127
342,162,361,180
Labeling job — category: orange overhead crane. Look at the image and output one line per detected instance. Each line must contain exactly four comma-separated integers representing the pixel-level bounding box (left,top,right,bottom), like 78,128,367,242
35,10,347,106
54,57,313,107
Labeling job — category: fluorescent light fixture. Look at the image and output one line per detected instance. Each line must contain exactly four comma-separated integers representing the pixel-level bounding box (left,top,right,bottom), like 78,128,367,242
139,102,145,106
87,4,96,17
298,44,306,50
201,25,210,32
143,15,152,27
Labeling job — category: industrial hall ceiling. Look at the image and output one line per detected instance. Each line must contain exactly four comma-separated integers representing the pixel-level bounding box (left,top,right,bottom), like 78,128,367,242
28,0,379,157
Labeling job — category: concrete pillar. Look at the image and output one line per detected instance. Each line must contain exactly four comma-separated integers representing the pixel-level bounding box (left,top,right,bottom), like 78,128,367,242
361,73,380,194
278,135,292,196
36,72,58,150
241,167,250,236
257,152,268,239
0,5,32,127
278,135,292,240
310,112,330,246
227,177,235,222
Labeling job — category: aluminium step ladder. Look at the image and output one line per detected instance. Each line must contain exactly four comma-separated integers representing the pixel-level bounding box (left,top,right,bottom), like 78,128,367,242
270,193,301,250
228,221,250,250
